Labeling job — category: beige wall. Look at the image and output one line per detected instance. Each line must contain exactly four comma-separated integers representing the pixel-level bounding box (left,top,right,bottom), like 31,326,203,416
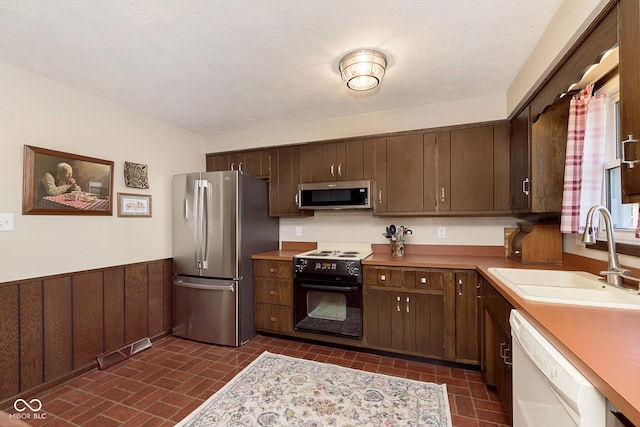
0,61,204,282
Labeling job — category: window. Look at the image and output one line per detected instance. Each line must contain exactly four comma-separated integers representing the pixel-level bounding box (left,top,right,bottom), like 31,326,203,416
598,76,639,244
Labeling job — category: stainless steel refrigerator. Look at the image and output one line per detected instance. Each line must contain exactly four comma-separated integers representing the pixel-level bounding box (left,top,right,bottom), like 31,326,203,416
172,170,279,346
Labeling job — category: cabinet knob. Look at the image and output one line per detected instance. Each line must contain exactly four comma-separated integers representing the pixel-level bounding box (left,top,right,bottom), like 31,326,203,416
269,290,276,296
440,187,446,202
458,279,463,296
230,162,235,170
238,162,243,172
378,190,383,204
406,297,410,313
270,317,276,322
380,274,386,281
420,277,427,284
269,268,276,273
396,296,401,312
330,164,335,176
338,163,342,176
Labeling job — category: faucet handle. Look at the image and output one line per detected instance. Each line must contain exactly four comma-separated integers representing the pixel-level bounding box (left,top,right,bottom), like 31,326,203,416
600,269,640,284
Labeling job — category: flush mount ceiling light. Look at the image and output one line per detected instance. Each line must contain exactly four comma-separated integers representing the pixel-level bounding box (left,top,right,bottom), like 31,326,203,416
339,49,387,91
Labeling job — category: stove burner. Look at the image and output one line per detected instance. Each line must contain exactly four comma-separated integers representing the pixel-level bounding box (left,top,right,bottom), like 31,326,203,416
307,252,329,256
339,254,357,258
342,251,360,254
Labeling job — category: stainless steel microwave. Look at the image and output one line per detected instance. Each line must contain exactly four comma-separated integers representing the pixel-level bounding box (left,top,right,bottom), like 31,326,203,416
298,180,371,210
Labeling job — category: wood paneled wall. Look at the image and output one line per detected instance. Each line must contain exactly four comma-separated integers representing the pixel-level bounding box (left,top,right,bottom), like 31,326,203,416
0,259,173,404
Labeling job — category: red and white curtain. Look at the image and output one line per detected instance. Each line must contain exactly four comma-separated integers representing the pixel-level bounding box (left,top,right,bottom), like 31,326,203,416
560,84,607,234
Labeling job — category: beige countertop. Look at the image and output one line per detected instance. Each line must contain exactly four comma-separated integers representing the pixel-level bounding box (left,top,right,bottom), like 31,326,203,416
252,245,640,424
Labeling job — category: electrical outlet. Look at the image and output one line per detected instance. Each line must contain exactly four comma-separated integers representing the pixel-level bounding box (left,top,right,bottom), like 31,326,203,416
0,213,14,231
437,226,446,238
295,226,302,236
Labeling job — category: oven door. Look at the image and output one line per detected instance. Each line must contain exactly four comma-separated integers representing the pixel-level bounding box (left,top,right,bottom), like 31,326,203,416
293,278,362,339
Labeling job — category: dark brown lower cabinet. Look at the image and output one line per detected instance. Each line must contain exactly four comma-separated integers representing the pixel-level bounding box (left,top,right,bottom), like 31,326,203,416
482,278,513,421
455,271,481,364
0,259,173,404
364,288,446,359
253,260,294,334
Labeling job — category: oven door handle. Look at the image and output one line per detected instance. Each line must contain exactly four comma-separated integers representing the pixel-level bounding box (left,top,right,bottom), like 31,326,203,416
300,284,360,292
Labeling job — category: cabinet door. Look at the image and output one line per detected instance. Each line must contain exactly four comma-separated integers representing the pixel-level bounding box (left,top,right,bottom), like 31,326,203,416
450,127,494,211
364,287,394,348
511,106,531,211
241,149,269,178
206,153,232,172
435,132,451,211
269,146,312,217
530,97,569,213
373,138,388,212
301,143,334,182
619,0,640,203
338,140,366,180
493,124,511,211
455,271,480,364
385,134,424,212
412,292,445,358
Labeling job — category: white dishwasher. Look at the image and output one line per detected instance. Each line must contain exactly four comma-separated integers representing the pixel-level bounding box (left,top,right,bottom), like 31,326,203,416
510,310,606,426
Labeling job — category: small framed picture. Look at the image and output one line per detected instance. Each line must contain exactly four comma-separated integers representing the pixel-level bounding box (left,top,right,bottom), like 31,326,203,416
117,193,152,217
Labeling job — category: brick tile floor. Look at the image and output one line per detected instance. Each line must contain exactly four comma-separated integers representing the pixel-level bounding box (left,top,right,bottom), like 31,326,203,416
5,335,511,426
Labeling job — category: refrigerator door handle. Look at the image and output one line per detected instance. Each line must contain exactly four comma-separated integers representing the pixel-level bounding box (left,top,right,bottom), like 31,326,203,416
192,179,201,269
202,180,213,270
175,280,235,292
196,179,208,270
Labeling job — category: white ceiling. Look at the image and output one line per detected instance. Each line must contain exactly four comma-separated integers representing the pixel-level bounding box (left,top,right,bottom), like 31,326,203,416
0,1,564,137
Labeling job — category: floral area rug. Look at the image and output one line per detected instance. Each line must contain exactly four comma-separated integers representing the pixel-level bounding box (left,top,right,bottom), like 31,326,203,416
176,351,452,427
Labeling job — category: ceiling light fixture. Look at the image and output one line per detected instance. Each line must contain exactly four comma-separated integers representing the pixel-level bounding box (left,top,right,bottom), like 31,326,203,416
339,49,387,91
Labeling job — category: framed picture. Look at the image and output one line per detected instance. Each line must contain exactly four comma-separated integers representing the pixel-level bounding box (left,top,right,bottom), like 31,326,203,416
117,193,152,217
22,145,114,216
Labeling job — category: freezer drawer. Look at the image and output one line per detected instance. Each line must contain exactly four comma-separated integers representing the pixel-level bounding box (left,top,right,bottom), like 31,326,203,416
173,276,238,346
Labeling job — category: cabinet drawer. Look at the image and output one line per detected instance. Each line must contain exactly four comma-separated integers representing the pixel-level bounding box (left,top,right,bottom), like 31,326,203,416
414,270,448,291
255,304,292,333
254,260,292,279
363,267,405,287
254,278,292,306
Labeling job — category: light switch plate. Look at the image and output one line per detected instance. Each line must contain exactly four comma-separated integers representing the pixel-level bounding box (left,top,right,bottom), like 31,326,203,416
437,226,446,238
0,213,14,231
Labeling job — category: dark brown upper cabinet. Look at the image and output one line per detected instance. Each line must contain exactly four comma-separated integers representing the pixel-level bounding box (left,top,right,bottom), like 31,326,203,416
511,98,569,215
374,134,425,214
619,0,640,203
206,149,272,179
269,146,313,217
449,124,510,213
301,140,374,183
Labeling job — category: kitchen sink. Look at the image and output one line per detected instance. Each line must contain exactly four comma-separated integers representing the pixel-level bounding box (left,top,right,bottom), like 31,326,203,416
488,267,640,310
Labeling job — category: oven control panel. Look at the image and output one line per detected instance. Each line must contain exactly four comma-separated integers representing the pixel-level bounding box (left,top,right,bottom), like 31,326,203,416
294,257,361,280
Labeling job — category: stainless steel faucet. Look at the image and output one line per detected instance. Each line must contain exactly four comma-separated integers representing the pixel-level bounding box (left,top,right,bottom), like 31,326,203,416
582,205,635,287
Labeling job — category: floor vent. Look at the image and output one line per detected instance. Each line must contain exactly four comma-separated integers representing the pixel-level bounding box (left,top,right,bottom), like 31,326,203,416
96,337,152,370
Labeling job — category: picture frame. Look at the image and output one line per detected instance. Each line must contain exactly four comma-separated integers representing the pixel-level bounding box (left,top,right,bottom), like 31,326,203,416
22,145,114,216
117,193,152,217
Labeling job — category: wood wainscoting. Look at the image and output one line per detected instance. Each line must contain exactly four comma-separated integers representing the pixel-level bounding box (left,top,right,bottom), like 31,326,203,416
0,259,173,407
